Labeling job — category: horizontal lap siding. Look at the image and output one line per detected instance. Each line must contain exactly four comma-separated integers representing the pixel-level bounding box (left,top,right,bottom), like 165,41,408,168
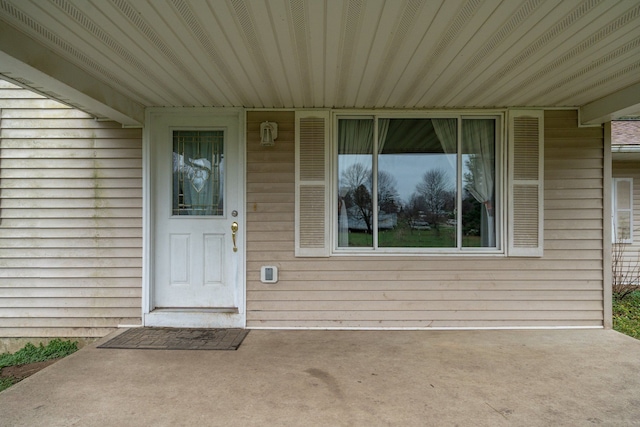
0,82,142,338
247,110,604,328
542,110,604,327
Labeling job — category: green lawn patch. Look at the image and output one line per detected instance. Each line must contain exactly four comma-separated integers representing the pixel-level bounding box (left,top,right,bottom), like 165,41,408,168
613,291,640,340
0,377,14,393
0,339,78,392
345,224,483,248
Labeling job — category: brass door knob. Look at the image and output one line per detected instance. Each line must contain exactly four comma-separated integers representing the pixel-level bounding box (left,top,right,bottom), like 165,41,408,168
231,222,239,252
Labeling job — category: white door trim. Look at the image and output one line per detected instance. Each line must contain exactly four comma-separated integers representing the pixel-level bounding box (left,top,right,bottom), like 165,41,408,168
142,107,246,328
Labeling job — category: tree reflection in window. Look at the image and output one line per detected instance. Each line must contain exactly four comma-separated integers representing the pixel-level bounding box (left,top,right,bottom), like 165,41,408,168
337,117,497,250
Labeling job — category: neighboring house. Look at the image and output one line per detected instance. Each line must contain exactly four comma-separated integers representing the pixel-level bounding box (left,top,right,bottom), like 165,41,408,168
612,120,640,288
0,81,142,345
0,1,639,339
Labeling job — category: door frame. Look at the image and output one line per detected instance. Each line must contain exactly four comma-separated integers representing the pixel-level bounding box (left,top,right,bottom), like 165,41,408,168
142,107,246,328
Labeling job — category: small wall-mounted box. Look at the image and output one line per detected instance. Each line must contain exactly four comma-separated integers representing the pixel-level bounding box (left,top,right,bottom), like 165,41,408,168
260,266,278,284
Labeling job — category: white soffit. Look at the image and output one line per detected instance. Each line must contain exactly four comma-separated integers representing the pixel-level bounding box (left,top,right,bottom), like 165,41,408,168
0,0,638,125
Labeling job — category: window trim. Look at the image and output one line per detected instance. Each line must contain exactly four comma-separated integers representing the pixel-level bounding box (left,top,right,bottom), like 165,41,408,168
330,111,506,256
612,177,633,244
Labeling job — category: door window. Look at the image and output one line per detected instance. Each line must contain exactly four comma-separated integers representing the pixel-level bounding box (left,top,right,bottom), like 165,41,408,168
172,130,224,216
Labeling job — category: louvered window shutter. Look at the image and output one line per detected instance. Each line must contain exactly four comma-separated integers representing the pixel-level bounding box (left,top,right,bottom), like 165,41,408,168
508,110,544,257
295,111,330,257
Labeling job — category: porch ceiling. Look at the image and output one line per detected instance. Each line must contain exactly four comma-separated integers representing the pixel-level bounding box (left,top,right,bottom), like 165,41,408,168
0,0,639,126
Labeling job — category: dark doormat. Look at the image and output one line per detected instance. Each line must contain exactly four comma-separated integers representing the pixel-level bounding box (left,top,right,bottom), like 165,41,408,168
98,328,249,350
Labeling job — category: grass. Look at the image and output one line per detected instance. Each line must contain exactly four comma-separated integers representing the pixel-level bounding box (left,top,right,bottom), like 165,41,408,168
346,224,482,248
0,339,78,392
0,377,13,393
613,291,640,340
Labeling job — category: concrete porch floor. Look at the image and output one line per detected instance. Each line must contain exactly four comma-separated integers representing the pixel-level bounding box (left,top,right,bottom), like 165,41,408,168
1,329,639,426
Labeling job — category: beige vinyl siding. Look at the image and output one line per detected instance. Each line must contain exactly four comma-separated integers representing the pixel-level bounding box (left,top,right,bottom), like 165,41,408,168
612,160,640,282
246,109,604,328
246,110,296,263
0,81,142,338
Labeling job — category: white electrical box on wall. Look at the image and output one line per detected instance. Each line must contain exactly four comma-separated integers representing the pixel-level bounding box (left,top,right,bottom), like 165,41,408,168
260,266,278,284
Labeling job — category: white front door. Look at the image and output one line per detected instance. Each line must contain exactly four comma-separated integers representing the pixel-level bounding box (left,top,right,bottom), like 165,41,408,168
146,109,244,328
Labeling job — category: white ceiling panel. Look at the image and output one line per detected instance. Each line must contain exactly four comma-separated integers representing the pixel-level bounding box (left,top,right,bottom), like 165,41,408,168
0,0,638,124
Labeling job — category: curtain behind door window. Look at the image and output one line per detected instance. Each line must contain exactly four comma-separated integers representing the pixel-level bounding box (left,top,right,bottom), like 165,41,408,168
172,130,224,216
